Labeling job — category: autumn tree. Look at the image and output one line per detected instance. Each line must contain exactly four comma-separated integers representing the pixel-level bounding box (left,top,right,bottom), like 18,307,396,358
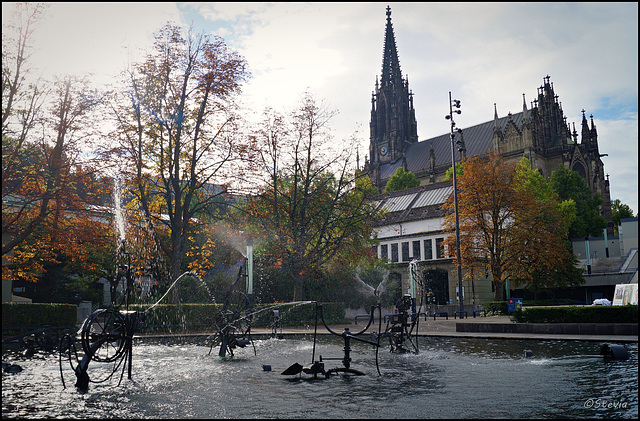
107,23,249,303
2,3,111,298
443,152,580,301
3,71,109,293
384,167,421,193
238,94,381,301
2,2,50,257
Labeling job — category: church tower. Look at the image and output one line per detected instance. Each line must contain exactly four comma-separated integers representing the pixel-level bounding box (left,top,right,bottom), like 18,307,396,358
369,6,418,182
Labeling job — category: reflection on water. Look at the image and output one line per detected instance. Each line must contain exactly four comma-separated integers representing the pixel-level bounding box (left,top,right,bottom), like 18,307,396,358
2,336,637,419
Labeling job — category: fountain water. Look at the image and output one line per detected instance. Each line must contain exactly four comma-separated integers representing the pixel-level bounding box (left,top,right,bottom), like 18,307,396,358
3,337,636,418
353,262,426,354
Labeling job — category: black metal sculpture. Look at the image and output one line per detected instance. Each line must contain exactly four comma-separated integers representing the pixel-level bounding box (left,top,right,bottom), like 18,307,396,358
378,294,420,354
208,261,255,358
282,302,382,379
58,242,144,390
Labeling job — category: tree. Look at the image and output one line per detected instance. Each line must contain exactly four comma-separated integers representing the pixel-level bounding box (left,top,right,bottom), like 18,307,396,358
108,23,249,303
383,167,420,193
3,2,49,257
548,165,606,238
443,152,579,301
611,199,636,235
3,74,108,293
238,94,382,301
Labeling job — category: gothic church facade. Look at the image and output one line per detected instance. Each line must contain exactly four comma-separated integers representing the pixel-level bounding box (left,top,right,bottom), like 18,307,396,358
365,6,613,235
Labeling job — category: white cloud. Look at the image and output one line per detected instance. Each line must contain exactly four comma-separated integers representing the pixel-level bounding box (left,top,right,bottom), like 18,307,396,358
6,2,183,86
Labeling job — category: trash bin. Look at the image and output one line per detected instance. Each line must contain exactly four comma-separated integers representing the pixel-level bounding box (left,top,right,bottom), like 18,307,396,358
507,298,523,313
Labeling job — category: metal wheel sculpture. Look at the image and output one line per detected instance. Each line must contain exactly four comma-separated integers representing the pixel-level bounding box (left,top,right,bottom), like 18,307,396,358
209,264,255,358
224,289,252,338
80,308,127,363
379,294,419,354
59,242,144,390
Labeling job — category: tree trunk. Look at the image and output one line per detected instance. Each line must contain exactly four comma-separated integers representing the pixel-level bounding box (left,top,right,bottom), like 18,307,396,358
493,280,505,302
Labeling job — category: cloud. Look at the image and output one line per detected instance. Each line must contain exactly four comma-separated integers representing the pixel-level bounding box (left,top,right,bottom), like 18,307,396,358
13,2,183,85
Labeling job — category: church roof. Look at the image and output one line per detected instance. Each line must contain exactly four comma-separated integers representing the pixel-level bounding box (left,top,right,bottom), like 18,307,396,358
379,111,525,180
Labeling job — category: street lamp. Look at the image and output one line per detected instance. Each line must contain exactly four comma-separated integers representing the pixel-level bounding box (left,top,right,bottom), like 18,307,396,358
445,91,464,313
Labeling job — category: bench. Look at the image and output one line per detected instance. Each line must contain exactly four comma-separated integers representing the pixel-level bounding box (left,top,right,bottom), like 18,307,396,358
433,312,448,320
411,312,428,322
473,309,487,318
454,310,468,319
382,312,429,324
354,314,375,325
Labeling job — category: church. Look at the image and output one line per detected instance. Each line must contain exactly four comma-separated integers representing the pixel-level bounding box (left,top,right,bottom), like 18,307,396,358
364,6,620,310
365,6,613,235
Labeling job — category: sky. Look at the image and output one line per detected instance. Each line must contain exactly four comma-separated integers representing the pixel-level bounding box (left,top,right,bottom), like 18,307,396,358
3,2,638,215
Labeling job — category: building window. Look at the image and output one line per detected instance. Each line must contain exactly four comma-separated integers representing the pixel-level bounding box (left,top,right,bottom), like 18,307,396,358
424,239,433,260
435,238,444,259
380,244,388,260
402,242,410,262
391,243,399,262
412,240,421,261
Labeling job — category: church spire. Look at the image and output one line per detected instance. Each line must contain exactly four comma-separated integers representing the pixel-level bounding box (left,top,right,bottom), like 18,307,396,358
381,5,402,88
368,5,418,171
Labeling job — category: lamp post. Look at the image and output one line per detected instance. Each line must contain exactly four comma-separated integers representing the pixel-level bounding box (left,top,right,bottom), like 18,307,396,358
445,91,465,313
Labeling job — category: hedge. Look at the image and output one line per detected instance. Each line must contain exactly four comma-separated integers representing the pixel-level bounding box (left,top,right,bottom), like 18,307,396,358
2,303,77,330
481,301,508,315
129,301,346,332
511,305,638,323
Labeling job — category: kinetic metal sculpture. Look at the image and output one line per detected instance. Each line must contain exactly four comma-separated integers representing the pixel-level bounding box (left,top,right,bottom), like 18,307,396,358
59,243,144,390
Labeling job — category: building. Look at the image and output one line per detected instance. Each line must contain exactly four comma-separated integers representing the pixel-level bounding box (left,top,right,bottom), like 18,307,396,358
365,6,613,235
366,6,624,309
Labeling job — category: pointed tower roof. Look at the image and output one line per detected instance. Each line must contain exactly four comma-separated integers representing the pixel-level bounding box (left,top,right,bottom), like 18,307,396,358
380,5,402,87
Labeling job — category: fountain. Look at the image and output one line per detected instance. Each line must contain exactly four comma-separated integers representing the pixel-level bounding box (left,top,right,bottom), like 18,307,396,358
353,260,426,354
281,302,382,379
3,179,637,418
3,335,637,418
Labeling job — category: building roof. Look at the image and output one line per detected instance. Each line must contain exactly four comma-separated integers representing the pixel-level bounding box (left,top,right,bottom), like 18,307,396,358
371,181,452,227
379,111,526,180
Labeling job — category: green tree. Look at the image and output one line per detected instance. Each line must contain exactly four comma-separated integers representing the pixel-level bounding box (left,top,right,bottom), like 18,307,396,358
548,166,606,238
443,153,578,301
383,167,420,193
444,162,463,181
511,159,584,298
611,199,636,235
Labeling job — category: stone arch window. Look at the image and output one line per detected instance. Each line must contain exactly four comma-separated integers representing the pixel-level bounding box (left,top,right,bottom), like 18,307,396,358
572,161,587,181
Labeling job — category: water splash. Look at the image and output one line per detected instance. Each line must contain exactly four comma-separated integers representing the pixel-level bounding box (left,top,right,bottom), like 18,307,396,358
354,266,389,301
145,271,217,313
113,176,127,244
